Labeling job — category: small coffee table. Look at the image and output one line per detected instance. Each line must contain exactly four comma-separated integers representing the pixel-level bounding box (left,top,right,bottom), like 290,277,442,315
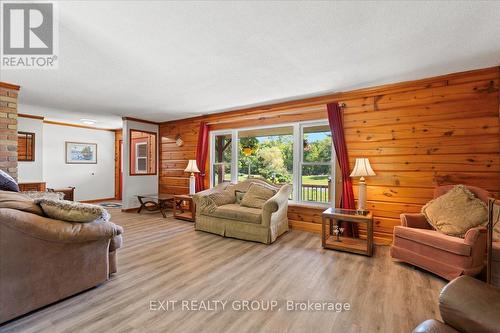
136,194,175,218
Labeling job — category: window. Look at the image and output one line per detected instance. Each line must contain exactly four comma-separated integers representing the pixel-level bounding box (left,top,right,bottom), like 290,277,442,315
135,142,148,173
18,132,35,161
212,133,232,186
130,130,157,175
238,126,293,184
300,125,333,203
210,121,335,205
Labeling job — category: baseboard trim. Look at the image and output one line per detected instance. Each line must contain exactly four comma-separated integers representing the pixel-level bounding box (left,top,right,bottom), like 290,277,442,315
121,207,140,212
80,197,116,203
289,220,321,233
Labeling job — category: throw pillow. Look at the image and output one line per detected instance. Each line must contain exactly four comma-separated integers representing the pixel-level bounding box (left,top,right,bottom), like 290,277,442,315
235,190,246,204
23,191,65,200
35,199,109,223
0,169,19,192
0,190,44,216
421,185,488,237
225,184,239,196
207,190,235,206
240,184,277,209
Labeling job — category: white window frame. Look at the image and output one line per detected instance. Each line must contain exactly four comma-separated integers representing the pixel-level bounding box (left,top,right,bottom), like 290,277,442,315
298,122,336,206
135,142,148,174
210,130,237,185
209,120,336,206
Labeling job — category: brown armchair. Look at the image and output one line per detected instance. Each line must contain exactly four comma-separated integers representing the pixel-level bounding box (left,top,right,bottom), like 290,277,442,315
413,275,500,333
391,185,488,280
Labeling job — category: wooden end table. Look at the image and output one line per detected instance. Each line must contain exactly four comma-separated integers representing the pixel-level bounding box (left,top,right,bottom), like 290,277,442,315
48,187,75,201
322,208,373,256
136,194,175,218
173,195,195,222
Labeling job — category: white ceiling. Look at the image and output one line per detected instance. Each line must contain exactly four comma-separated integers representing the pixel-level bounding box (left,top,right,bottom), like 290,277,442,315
2,1,500,129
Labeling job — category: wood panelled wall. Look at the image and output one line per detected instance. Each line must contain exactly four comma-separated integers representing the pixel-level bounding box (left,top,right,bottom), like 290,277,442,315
159,67,500,244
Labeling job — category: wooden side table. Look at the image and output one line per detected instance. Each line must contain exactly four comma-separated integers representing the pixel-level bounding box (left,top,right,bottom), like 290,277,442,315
48,187,75,201
174,195,195,222
322,208,373,256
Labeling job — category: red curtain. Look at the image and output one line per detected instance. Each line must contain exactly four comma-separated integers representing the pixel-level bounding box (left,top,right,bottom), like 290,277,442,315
327,102,358,237
195,121,209,192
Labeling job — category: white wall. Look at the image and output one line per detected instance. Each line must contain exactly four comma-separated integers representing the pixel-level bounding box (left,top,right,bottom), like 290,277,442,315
43,123,115,201
18,117,44,182
122,120,159,209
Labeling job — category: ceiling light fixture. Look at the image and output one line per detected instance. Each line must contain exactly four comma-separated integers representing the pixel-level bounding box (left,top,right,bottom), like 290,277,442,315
80,119,97,125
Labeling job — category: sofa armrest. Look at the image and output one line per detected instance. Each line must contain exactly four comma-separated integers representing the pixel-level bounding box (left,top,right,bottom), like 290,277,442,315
0,208,123,243
262,184,292,227
439,275,500,333
400,213,433,229
110,234,123,251
463,226,486,246
412,319,460,333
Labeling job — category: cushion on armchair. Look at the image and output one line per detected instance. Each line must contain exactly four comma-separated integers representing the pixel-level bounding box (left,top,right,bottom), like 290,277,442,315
240,184,276,209
35,199,109,223
23,191,65,201
421,185,487,237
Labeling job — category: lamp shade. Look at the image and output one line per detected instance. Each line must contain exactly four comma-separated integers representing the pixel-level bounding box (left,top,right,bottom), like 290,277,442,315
184,160,200,173
350,158,376,177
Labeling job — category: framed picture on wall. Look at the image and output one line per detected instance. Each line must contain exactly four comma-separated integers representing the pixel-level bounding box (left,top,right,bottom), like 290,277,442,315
65,142,97,164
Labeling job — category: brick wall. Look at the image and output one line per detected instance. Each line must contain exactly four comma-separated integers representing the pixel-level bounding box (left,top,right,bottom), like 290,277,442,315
0,83,20,180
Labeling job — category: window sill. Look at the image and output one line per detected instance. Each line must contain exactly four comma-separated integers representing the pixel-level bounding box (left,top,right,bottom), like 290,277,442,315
288,201,332,210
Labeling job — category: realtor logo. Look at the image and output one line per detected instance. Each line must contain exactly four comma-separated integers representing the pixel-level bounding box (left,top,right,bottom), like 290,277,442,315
1,1,58,69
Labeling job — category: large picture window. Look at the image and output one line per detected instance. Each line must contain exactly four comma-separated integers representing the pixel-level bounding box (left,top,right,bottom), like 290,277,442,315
210,121,335,205
238,126,293,184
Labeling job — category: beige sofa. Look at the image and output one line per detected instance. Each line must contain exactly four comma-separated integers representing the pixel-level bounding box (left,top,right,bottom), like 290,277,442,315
193,179,292,244
0,191,123,324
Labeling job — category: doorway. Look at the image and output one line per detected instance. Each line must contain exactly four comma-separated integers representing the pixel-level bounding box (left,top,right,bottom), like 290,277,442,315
115,130,123,200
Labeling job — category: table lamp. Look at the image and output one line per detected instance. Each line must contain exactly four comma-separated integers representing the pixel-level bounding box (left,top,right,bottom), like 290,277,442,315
350,158,376,213
185,160,200,195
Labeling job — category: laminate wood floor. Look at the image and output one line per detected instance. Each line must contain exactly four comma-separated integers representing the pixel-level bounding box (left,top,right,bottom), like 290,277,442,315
0,208,446,333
